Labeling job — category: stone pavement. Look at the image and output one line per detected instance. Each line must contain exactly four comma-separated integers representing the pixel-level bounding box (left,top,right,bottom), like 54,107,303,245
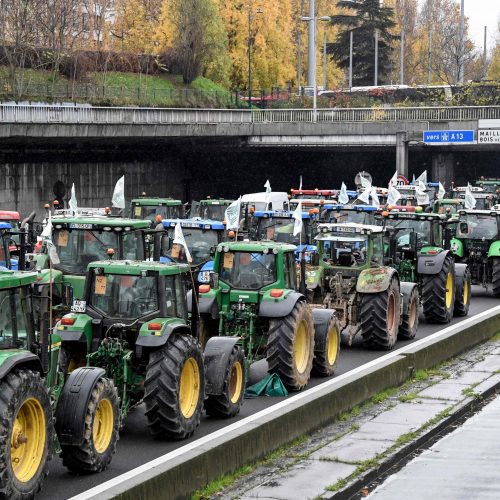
214,337,500,500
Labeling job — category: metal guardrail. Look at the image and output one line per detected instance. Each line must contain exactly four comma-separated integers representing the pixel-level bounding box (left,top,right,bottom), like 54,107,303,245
2,104,500,125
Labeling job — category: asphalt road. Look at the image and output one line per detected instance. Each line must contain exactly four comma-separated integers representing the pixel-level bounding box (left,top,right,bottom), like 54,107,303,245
40,287,498,499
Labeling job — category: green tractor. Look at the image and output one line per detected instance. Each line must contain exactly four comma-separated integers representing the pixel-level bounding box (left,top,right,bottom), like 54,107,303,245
57,259,245,445
32,210,150,318
449,209,500,296
191,198,234,221
382,208,470,321
130,196,185,222
0,269,119,498
306,222,416,349
197,241,340,391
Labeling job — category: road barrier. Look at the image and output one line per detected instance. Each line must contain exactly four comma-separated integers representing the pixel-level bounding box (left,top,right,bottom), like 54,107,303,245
72,305,500,500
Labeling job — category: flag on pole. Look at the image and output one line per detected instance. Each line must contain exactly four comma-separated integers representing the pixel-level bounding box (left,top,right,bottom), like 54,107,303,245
415,180,430,206
299,175,303,191
370,187,380,209
173,223,192,263
387,185,402,206
264,180,272,193
438,182,446,200
41,212,60,264
112,175,125,209
357,176,372,204
224,197,242,230
416,170,428,185
69,183,78,213
41,212,52,239
293,201,303,236
338,182,349,204
464,183,477,209
388,171,398,188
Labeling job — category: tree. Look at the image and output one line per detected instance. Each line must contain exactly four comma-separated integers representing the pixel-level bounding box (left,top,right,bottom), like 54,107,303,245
157,0,230,84
327,0,397,86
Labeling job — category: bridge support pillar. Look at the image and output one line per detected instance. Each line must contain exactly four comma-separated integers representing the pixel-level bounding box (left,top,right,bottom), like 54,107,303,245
432,152,455,186
396,132,408,177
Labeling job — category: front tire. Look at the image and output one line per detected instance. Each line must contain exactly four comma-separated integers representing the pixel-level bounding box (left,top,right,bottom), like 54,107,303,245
491,258,500,297
360,276,400,350
0,369,53,499
267,301,314,391
144,335,204,439
312,314,340,376
454,267,471,317
205,346,245,418
59,377,119,473
422,256,455,323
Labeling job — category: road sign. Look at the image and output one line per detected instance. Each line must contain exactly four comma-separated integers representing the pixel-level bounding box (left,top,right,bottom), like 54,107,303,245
423,130,475,145
478,130,500,144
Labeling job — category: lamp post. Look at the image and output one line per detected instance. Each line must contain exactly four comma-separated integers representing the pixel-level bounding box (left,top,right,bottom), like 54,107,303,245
248,7,263,108
459,0,465,84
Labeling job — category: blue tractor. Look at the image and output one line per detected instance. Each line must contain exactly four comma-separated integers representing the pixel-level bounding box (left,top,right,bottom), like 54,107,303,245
320,204,382,225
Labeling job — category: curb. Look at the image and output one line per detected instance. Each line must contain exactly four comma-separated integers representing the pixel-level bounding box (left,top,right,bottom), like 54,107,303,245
71,306,500,500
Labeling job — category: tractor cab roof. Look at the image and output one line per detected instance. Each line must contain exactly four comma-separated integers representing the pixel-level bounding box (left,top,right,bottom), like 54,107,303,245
51,215,150,229
131,197,182,206
216,240,296,254
458,209,500,216
253,210,314,220
436,199,463,205
323,204,380,212
87,260,190,276
0,270,38,288
453,186,484,193
199,198,233,205
161,218,225,230
0,211,20,221
383,210,445,221
316,223,383,240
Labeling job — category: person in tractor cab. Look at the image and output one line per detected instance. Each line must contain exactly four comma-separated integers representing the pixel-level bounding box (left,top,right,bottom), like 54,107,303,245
221,251,276,289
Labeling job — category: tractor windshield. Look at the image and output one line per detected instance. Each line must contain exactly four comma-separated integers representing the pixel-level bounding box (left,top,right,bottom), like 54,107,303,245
90,274,160,319
219,251,277,289
256,218,305,244
328,211,375,225
134,205,182,222
54,229,144,274
390,220,432,249
166,228,219,266
456,214,499,240
199,204,226,221
319,236,368,266
0,287,30,347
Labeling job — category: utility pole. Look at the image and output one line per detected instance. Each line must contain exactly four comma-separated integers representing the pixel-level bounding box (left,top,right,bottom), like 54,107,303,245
349,30,353,89
307,0,316,88
400,0,405,85
428,27,432,84
374,28,379,86
483,26,488,79
459,0,465,84
297,32,302,95
323,31,327,90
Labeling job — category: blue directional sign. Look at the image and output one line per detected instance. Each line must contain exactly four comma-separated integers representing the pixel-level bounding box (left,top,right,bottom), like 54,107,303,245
423,130,475,145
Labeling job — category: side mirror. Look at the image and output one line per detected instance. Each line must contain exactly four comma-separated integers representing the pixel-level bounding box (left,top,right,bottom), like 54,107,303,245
161,235,171,256
209,245,216,258
459,222,469,234
209,271,219,289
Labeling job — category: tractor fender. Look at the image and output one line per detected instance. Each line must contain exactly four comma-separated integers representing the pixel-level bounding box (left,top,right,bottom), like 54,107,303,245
203,336,240,396
356,267,398,294
311,308,336,337
55,367,106,446
487,241,500,258
0,352,43,380
417,250,452,275
454,263,468,279
259,292,305,318
187,289,219,319
135,323,191,349
450,238,464,258
400,281,418,311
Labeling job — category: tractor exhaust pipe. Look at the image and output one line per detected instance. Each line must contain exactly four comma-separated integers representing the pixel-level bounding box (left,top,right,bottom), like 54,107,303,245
19,211,36,270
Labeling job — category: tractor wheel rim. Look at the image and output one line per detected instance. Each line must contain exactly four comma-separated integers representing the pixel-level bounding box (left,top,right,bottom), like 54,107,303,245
229,361,243,404
463,280,469,305
409,296,417,329
294,320,309,375
11,398,46,483
445,272,454,309
327,327,339,365
179,358,200,419
93,398,114,454
387,292,396,334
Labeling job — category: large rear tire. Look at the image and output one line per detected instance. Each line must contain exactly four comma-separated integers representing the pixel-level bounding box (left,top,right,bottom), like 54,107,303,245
421,256,455,323
454,267,471,317
267,301,314,391
0,369,53,499
360,277,400,350
205,346,245,418
398,286,419,340
491,258,500,297
144,335,204,440
60,377,120,473
312,315,340,376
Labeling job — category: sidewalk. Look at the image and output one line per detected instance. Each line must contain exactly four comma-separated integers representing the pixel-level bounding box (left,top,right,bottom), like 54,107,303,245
212,335,500,500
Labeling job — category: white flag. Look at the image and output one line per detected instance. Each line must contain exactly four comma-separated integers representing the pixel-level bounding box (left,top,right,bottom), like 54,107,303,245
387,185,401,205
360,175,371,190
264,180,272,193
338,182,349,204
293,202,303,236
370,187,380,209
41,212,52,239
416,180,430,205
464,183,476,209
388,171,398,188
46,241,60,265
438,182,446,200
224,197,242,230
416,170,428,185
69,183,78,213
299,175,303,191
173,223,192,263
112,175,125,209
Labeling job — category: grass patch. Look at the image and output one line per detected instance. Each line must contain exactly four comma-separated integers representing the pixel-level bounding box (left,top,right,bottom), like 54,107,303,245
399,392,419,403
371,387,397,404
191,76,229,93
91,71,175,90
491,332,500,342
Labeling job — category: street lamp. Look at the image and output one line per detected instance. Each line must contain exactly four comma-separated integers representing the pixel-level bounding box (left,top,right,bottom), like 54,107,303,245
248,7,263,108
459,0,465,84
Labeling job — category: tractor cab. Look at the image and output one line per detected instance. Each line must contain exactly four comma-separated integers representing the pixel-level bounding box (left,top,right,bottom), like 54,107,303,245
0,222,13,269
191,198,234,221
433,199,464,217
130,196,184,222
451,186,496,210
320,204,381,226
290,189,338,201
354,186,388,206
474,178,500,199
